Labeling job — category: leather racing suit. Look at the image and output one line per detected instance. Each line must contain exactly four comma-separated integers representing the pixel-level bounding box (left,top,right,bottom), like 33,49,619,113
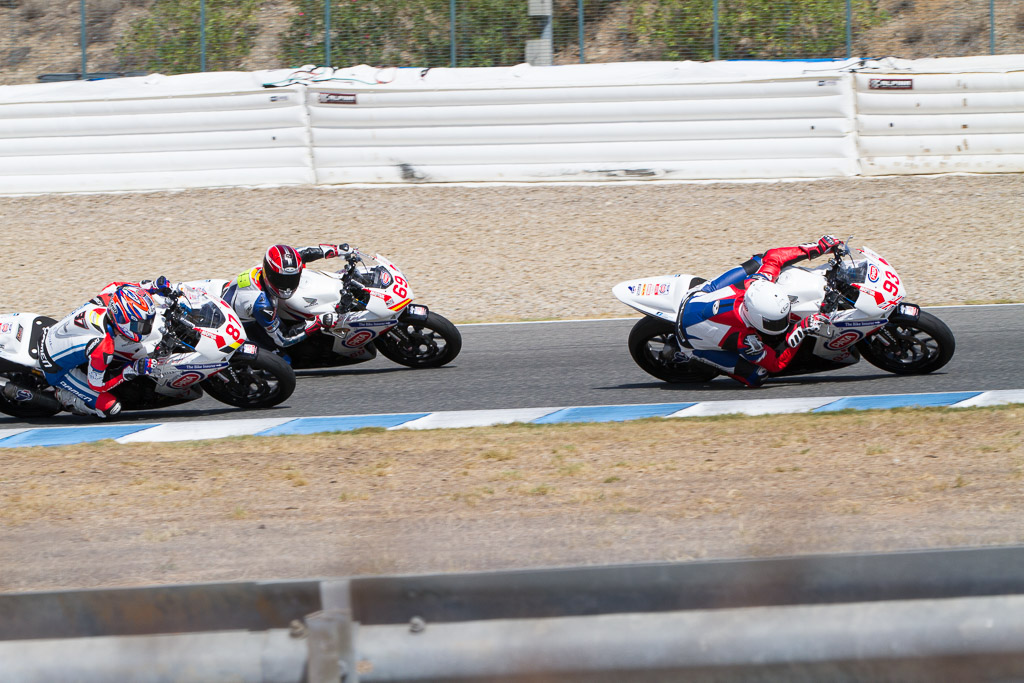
675,237,841,387
222,244,346,349
39,281,164,418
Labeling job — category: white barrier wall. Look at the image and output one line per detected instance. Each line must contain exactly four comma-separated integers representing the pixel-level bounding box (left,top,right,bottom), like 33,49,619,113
0,73,313,194
1,56,1023,194
855,63,1024,176
305,68,857,183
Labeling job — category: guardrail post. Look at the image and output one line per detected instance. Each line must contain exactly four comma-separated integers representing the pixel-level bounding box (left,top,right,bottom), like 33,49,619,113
306,580,358,682
79,0,87,79
526,0,553,66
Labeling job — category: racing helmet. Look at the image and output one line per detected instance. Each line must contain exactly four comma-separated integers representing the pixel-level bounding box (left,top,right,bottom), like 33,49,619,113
739,279,791,334
262,244,303,300
108,285,157,342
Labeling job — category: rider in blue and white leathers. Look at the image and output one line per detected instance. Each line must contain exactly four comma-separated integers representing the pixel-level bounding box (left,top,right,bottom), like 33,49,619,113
39,282,164,418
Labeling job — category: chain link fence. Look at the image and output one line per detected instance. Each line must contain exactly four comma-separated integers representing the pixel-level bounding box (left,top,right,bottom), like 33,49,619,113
3,0,1024,85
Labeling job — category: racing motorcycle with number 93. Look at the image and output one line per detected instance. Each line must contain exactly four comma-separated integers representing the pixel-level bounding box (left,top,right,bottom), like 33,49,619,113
614,241,955,383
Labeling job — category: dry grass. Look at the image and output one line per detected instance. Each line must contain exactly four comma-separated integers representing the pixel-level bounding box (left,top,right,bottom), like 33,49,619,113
1,405,1022,591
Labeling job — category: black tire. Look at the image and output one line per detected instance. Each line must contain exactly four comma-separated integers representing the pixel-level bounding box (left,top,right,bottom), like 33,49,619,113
201,348,296,409
857,310,955,375
627,316,719,383
375,311,462,369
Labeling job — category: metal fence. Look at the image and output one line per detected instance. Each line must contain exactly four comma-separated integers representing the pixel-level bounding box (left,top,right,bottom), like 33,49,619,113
3,0,1024,85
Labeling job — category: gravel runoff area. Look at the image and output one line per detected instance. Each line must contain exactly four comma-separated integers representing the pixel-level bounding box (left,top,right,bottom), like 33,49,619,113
2,174,1024,594
2,174,1023,323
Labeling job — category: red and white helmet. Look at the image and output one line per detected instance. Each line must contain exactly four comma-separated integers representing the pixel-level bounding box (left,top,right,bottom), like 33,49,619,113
739,279,791,334
262,244,303,300
108,285,156,342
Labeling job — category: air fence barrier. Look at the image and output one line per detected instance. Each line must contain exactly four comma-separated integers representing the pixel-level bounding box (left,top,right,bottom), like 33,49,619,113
2,54,1024,195
2,546,1024,681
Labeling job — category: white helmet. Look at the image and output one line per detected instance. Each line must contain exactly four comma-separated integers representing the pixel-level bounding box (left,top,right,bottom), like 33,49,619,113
739,279,791,334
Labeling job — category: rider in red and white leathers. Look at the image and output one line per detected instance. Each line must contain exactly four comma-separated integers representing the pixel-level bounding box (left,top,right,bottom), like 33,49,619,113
39,281,166,418
222,243,351,350
675,235,844,387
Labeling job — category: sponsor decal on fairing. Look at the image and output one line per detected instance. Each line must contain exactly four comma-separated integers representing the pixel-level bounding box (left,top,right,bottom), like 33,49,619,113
868,265,879,282
343,330,375,348
826,330,862,350
170,372,204,389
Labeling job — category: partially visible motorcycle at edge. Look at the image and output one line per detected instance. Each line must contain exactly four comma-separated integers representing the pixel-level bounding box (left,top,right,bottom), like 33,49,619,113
190,248,462,371
0,285,296,419
612,242,955,384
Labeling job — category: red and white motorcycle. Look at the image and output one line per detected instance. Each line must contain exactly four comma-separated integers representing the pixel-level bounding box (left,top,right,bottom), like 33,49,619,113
613,243,955,383
192,249,461,371
0,285,295,419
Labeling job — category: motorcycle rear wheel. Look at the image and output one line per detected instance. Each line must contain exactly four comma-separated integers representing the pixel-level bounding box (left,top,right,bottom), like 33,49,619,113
375,311,462,369
857,310,955,375
627,317,719,383
201,348,296,409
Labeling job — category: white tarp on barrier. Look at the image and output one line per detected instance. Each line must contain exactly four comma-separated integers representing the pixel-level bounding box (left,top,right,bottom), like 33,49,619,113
1,55,1023,193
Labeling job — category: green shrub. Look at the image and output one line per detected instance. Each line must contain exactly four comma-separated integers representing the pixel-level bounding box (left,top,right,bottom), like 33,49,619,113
279,0,579,69
628,0,888,60
116,0,261,74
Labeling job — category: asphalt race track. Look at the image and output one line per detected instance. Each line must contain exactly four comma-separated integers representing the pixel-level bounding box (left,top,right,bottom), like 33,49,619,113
1,304,1020,429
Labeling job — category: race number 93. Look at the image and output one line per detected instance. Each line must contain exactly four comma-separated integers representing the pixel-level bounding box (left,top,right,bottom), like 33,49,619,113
883,271,900,295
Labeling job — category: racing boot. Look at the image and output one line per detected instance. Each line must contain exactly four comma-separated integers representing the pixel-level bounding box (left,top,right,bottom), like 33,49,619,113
55,388,122,419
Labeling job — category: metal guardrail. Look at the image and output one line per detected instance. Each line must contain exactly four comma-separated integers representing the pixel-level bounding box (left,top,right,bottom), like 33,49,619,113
2,546,1024,681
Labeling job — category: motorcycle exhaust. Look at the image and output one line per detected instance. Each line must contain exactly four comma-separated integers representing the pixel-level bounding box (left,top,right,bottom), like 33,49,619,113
0,378,62,412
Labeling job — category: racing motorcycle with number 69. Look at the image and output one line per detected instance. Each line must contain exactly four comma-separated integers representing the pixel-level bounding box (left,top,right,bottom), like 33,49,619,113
613,242,955,383
191,248,462,371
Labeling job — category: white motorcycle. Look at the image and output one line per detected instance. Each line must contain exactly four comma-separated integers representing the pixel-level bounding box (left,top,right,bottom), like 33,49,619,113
194,249,461,371
613,243,955,383
0,285,295,419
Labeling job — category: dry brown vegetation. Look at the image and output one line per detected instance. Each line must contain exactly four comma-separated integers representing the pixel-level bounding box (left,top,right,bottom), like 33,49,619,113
1,405,1022,591
3,0,1024,85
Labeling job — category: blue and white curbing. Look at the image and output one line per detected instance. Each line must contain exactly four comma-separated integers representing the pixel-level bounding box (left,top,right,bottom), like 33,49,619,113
0,390,1021,449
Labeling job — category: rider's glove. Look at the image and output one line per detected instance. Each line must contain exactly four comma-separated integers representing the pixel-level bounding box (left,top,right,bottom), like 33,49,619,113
786,313,830,349
319,243,352,259
122,358,155,380
142,276,174,296
316,312,337,330
816,234,843,256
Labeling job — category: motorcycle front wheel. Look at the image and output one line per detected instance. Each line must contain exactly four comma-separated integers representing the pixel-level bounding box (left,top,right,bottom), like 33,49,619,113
201,348,296,409
627,316,719,383
857,310,955,375
375,311,462,368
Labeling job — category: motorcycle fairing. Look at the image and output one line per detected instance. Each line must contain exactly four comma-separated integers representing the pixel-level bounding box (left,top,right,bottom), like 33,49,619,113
612,274,698,321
